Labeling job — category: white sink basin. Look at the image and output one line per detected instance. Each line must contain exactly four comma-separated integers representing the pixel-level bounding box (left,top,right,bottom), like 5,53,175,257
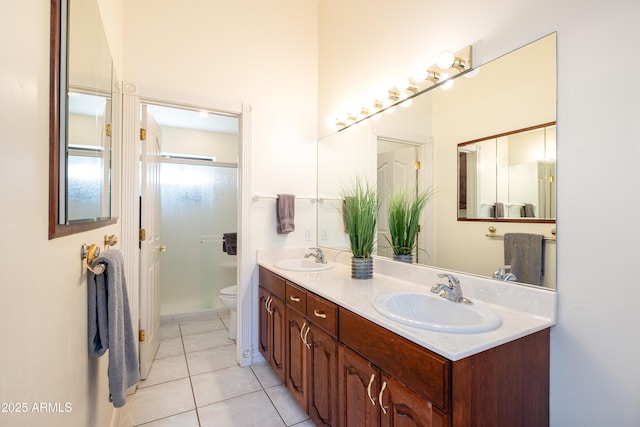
373,291,501,333
274,259,334,272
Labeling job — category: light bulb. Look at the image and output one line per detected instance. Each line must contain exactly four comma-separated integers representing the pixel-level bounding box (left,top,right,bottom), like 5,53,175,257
437,51,455,69
395,78,410,92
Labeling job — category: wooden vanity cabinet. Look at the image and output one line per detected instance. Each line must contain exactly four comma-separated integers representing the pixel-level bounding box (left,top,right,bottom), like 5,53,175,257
258,268,286,383
284,279,339,427
259,266,550,427
339,307,550,427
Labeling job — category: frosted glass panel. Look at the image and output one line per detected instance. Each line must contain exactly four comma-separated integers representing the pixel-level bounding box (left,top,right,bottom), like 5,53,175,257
159,161,237,315
67,154,106,221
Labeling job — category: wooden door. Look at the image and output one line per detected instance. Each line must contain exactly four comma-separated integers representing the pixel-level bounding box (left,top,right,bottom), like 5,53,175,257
286,306,308,411
379,373,448,427
308,325,338,426
338,345,380,427
270,295,286,382
258,287,271,361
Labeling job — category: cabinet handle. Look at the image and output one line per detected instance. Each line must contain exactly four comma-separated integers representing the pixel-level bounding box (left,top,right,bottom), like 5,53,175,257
300,322,307,341
302,325,311,349
313,309,327,319
378,381,388,415
366,374,376,406
266,296,273,315
289,295,301,302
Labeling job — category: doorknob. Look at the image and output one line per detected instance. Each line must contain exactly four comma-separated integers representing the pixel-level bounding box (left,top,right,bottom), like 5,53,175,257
158,244,167,252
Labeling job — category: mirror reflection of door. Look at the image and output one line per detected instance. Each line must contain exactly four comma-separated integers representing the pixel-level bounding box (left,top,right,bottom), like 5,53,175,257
377,139,427,262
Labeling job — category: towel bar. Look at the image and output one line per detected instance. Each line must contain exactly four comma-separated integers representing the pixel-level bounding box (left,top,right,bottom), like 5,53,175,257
82,243,106,275
252,194,317,202
486,226,556,241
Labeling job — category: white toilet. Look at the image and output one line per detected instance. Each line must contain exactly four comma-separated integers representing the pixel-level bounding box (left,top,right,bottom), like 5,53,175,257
219,285,237,339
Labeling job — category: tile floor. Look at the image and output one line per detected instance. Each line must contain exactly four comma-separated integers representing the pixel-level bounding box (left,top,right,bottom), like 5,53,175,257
118,316,314,427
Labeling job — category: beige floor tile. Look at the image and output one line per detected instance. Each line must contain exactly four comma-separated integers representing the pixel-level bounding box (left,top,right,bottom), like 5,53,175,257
182,329,234,353
186,344,237,376
118,378,195,426
265,384,309,426
155,336,184,359
197,390,286,427
160,323,181,339
180,318,226,336
139,354,189,388
137,410,199,427
251,362,283,389
191,365,262,408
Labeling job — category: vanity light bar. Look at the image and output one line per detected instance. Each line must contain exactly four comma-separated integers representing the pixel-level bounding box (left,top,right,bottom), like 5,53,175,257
333,46,472,130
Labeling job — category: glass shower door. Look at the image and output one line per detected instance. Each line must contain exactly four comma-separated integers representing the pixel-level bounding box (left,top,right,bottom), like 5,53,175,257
159,161,237,316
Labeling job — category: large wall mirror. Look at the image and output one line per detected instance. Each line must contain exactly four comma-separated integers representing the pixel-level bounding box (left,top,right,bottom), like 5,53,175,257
49,0,117,238
318,33,557,289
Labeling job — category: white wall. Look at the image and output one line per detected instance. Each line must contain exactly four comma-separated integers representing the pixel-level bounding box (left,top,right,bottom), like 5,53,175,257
123,0,318,361
0,1,124,426
3,0,639,425
319,0,640,425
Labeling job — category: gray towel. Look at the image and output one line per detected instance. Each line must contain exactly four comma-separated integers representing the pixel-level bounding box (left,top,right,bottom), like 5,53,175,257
276,194,295,234
504,233,545,286
87,249,140,408
223,232,237,255
522,203,535,218
494,202,504,218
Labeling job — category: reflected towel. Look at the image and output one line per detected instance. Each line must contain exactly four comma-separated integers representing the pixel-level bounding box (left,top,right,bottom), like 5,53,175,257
494,202,504,218
87,249,140,408
522,203,535,218
223,232,237,255
504,233,545,286
276,194,295,234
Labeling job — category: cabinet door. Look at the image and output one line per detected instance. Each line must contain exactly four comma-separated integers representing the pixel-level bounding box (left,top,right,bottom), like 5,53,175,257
286,306,308,412
258,287,271,361
270,295,286,382
308,325,338,426
338,345,380,427
379,373,449,427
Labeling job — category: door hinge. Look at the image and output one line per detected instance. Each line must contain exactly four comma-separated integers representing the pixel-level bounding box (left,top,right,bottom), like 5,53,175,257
140,128,147,141
414,161,421,170
139,329,146,342
105,124,111,137
139,228,146,242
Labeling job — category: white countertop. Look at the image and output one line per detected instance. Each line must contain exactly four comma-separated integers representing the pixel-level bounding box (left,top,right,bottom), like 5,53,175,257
257,248,557,361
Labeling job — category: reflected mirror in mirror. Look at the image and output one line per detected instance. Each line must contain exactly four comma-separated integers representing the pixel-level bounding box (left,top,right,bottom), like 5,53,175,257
66,91,111,222
458,122,556,222
317,33,557,289
49,0,116,238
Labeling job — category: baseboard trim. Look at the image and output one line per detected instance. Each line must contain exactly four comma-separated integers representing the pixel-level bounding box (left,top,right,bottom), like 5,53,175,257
160,307,229,325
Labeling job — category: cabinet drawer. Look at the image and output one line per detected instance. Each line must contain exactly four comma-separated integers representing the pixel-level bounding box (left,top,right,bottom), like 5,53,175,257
259,267,285,300
307,293,338,337
339,308,451,412
285,281,307,314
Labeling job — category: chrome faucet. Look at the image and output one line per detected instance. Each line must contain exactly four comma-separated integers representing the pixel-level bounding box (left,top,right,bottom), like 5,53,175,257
304,247,327,264
493,265,517,282
430,273,472,304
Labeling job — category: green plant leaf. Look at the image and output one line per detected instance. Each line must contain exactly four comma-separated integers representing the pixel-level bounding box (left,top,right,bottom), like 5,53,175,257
341,176,380,259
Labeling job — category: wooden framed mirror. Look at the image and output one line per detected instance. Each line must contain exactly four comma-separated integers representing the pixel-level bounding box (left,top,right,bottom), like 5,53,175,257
49,0,116,239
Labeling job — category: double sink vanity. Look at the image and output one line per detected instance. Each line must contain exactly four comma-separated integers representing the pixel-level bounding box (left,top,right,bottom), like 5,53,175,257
257,248,556,427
